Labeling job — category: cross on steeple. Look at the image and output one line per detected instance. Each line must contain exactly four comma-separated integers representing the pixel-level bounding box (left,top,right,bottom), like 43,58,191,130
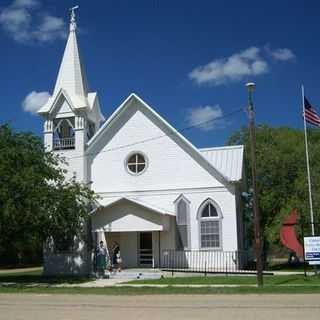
69,5,79,32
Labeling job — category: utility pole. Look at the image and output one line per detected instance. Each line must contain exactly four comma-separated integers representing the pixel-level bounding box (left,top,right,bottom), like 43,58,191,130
246,82,263,287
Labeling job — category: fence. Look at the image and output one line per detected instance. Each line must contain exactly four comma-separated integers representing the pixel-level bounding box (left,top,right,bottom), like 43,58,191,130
161,249,255,274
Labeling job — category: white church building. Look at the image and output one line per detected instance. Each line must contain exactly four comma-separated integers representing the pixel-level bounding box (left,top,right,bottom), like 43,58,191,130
38,11,245,275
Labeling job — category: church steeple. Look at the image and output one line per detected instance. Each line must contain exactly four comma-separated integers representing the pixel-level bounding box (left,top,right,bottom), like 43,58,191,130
38,7,104,161
53,6,88,99
38,7,104,120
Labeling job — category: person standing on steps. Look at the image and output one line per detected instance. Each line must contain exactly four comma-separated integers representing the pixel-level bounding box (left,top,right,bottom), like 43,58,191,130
112,241,121,272
95,241,108,278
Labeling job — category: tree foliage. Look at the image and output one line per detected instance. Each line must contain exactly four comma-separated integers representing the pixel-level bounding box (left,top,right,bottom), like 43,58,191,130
0,124,96,264
228,124,320,246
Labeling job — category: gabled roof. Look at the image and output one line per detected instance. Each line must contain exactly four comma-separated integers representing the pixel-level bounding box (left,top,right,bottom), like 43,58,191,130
38,88,85,114
87,93,232,186
199,145,244,182
97,197,175,216
87,93,105,122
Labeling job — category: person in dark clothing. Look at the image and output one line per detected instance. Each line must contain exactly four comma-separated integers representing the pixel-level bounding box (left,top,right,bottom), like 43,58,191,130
111,241,121,271
95,241,108,278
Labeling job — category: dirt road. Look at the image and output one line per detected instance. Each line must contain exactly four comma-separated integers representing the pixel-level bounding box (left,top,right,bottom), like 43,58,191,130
0,293,319,320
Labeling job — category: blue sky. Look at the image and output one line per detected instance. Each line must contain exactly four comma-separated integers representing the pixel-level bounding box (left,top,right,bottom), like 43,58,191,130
0,0,319,147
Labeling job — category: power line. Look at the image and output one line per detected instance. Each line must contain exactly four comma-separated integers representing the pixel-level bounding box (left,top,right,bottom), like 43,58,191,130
63,106,245,160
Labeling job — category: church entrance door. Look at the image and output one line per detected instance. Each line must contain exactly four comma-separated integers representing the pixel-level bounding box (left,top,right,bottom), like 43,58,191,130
138,232,153,267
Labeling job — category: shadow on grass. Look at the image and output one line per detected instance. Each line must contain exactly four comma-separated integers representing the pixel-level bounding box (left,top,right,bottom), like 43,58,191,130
264,274,320,286
267,262,313,272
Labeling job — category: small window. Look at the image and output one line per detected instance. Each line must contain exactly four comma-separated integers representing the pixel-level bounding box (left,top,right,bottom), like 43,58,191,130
176,196,190,250
126,153,147,175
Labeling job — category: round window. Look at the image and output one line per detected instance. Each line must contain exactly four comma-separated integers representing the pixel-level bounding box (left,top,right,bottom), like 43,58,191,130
126,153,147,175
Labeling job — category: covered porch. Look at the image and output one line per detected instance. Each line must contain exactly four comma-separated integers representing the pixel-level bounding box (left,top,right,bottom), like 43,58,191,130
91,197,176,268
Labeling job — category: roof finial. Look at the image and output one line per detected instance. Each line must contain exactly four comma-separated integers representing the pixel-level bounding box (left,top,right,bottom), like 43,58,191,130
69,5,79,32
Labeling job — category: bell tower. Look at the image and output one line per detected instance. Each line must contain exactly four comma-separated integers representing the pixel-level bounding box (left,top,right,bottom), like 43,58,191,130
38,7,104,183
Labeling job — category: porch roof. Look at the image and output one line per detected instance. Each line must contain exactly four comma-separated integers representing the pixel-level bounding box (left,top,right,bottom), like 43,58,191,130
96,197,175,216
92,197,173,233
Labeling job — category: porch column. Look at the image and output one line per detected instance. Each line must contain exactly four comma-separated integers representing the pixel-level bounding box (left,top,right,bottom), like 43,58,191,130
152,231,161,268
95,230,107,246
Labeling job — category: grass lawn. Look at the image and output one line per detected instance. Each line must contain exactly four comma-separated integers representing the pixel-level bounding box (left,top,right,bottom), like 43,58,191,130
1,285,320,295
1,268,320,295
127,274,320,286
0,267,93,285
0,266,42,274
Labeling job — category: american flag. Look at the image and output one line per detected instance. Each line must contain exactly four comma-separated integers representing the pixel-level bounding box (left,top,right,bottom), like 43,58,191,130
304,97,320,127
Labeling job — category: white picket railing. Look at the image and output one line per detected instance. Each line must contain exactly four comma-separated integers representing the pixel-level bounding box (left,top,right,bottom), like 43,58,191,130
53,138,75,150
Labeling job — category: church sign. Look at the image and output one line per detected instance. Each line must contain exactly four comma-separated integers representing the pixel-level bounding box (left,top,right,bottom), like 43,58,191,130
304,236,320,264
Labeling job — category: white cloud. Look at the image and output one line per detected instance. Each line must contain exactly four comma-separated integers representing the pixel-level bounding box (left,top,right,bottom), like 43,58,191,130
189,45,295,86
0,0,66,43
33,15,66,41
268,48,295,61
22,91,50,114
11,0,39,8
0,4,32,42
186,105,225,131
14,0,39,8
189,47,269,86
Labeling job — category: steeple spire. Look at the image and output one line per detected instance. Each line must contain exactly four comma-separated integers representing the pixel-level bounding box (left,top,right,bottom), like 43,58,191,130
53,5,88,99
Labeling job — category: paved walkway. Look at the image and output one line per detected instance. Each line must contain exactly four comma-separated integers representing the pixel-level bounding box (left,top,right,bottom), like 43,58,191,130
55,278,125,287
1,294,319,320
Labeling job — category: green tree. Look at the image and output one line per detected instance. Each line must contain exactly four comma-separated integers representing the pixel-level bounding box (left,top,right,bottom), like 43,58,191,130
228,125,320,248
0,124,96,265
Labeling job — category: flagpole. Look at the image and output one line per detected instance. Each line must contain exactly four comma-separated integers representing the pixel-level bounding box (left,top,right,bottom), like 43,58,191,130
302,85,315,236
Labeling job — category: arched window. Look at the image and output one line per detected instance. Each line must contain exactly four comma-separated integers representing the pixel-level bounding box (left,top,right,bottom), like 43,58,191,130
175,196,190,250
198,200,222,249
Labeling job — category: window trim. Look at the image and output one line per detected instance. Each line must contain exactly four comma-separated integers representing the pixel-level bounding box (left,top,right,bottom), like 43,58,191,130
197,198,223,250
174,194,191,250
125,151,148,176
